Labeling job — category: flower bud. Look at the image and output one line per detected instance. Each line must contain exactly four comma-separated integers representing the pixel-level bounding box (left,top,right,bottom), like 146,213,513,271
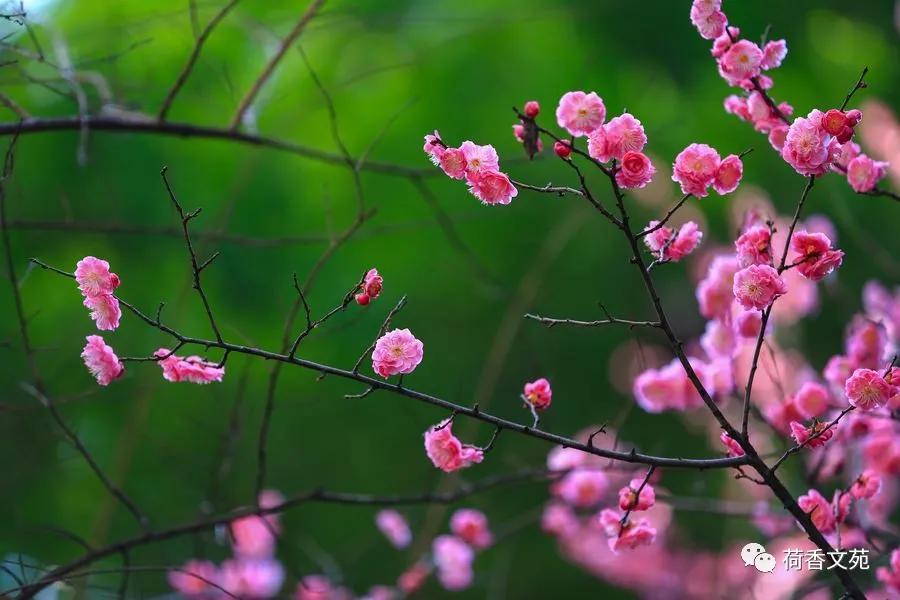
554,140,572,159
524,100,540,118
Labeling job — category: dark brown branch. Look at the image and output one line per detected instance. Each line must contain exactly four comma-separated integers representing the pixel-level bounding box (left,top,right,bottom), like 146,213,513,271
160,166,224,343
839,66,868,111
158,0,241,121
228,0,326,130
635,194,691,239
524,313,660,329
0,117,431,177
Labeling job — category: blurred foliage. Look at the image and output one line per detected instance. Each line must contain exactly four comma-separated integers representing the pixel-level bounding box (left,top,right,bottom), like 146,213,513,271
0,0,897,597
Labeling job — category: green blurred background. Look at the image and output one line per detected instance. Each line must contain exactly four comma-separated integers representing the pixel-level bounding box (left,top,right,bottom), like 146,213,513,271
0,0,897,597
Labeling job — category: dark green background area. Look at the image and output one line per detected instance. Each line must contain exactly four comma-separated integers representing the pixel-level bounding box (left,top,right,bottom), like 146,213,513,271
0,1,897,597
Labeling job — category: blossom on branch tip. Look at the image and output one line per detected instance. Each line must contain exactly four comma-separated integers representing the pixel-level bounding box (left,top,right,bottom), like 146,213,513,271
523,377,552,410
789,231,844,281
789,420,834,448
618,478,656,512
556,91,606,137
643,220,703,262
155,349,225,384
450,509,493,549
587,113,646,163
75,256,120,298
423,419,484,472
81,335,124,386
523,100,540,118
733,264,787,310
423,131,445,164
356,268,383,306
372,328,423,378
376,509,412,549
844,368,891,410
83,293,121,331
597,509,656,554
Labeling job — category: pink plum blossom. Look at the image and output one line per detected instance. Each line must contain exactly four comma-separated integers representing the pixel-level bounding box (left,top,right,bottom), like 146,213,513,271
423,419,484,472
720,432,745,457
876,549,900,593
735,309,763,338
643,221,703,262
437,147,467,179
789,231,844,281
793,381,831,419
375,509,412,549
432,535,474,591
690,3,727,40
696,255,740,319
732,264,787,310
155,349,225,384
587,113,646,162
356,268,383,306
672,143,721,197
849,469,882,500
615,151,655,189
844,368,891,410
734,225,772,267
523,377,552,410
467,169,518,205
596,509,657,554
556,469,609,508
459,141,499,179
718,40,763,86
168,560,219,598
450,509,493,549
231,514,277,558
219,558,284,599
372,328,424,378
542,503,579,537
81,335,124,386
556,91,606,137
75,256,120,298
423,131,445,163
781,110,840,176
712,154,743,194
797,489,836,533
761,39,787,70
84,293,121,331
846,154,889,192
523,100,540,118
618,478,656,512
633,357,713,413
789,420,834,448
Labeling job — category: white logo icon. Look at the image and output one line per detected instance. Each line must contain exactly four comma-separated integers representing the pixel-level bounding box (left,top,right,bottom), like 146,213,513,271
754,552,777,573
740,542,767,567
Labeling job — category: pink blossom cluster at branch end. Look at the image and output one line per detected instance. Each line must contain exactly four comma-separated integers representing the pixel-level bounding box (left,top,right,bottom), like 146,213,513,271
423,133,517,205
355,268,383,306
75,256,122,331
155,348,225,384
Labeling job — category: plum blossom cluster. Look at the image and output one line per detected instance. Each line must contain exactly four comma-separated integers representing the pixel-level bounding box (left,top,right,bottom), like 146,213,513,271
155,348,225,384
168,490,286,599
423,133,518,205
693,0,892,194
75,256,122,331
642,220,703,262
370,508,493,594
355,268,383,306
671,144,743,197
